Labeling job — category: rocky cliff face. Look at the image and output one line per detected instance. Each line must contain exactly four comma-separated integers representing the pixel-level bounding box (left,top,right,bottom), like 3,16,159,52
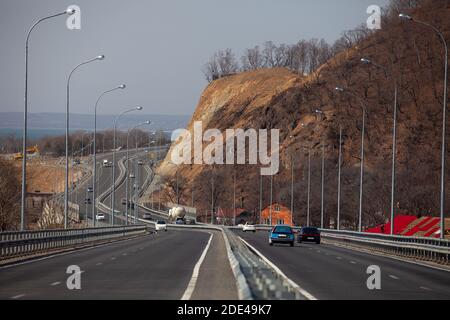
156,0,450,227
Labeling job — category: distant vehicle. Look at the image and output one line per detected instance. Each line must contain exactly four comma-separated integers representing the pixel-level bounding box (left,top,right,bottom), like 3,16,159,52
237,223,245,229
87,187,93,193
73,159,80,165
138,160,144,165
168,206,186,222
187,219,196,225
269,225,295,247
175,217,186,225
155,220,167,232
297,227,321,244
129,173,135,179
84,198,91,205
96,213,105,221
143,213,152,220
121,198,135,209
103,159,112,167
14,145,39,161
242,223,256,232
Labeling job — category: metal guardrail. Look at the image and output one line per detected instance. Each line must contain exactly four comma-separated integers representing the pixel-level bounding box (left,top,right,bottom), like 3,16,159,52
137,217,307,300
223,228,306,300
0,225,147,260
319,229,450,265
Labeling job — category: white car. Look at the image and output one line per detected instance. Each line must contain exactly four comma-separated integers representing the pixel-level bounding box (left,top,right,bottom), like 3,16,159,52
155,220,167,232
96,213,105,221
143,213,152,220
242,223,256,232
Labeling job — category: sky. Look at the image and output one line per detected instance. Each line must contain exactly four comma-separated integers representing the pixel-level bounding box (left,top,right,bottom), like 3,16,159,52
0,0,390,116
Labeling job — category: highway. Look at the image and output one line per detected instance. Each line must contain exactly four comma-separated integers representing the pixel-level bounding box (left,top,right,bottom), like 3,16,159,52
1,147,240,300
0,229,237,300
71,148,155,226
5,149,449,300
235,231,450,300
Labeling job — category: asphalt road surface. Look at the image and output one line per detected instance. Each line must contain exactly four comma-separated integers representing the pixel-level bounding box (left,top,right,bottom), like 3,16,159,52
236,230,450,300
0,229,237,300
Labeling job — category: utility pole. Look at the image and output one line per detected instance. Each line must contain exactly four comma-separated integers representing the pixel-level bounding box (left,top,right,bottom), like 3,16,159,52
321,141,325,229
290,154,294,226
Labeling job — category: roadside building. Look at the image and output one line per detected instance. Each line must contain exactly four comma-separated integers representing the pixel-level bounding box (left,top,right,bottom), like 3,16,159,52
261,203,293,226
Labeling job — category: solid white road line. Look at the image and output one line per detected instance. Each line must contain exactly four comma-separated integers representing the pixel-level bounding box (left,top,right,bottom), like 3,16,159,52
239,237,317,301
420,286,432,291
11,294,25,299
326,242,450,273
181,232,214,300
0,235,147,270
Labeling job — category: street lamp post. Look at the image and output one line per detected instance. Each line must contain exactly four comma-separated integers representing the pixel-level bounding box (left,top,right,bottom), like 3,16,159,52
337,125,343,230
321,141,325,229
307,147,311,227
259,173,263,225
299,146,311,227
211,167,214,224
134,138,139,224
92,85,126,227
111,107,143,225
233,169,236,226
361,58,398,235
314,109,326,229
176,169,179,205
65,55,105,229
288,135,295,227
126,121,151,225
269,173,273,226
399,13,448,239
335,87,367,232
21,8,75,231
290,153,294,226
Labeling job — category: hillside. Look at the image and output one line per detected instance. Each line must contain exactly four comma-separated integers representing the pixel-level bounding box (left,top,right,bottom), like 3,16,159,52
156,0,450,229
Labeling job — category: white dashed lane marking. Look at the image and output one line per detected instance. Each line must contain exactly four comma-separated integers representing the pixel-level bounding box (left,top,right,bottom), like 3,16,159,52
389,275,399,280
50,282,61,286
11,294,25,299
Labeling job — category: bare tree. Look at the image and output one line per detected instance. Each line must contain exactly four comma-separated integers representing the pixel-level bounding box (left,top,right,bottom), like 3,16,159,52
216,49,239,76
203,49,239,82
241,46,264,71
203,55,220,82
0,158,20,231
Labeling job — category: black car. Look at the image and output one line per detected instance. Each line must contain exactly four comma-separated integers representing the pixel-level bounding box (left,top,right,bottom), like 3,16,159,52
297,227,321,244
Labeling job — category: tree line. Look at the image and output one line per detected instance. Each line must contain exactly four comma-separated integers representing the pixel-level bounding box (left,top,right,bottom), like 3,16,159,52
202,0,424,82
0,129,171,157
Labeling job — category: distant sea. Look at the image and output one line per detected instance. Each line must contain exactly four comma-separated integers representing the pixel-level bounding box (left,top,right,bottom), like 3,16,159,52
0,128,68,140
0,127,173,140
